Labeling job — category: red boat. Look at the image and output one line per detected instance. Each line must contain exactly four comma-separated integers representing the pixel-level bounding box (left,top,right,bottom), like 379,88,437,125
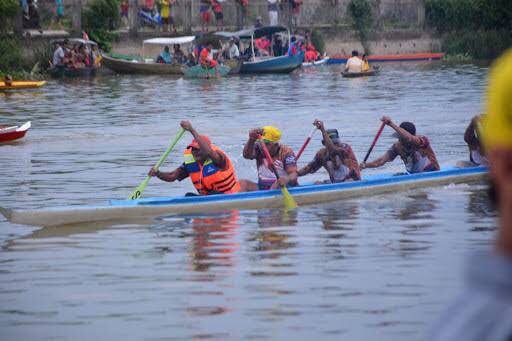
0,121,31,143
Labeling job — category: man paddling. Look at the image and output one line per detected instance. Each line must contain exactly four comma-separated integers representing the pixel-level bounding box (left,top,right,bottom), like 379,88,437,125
242,126,298,191
298,119,360,183
148,121,240,195
464,114,488,166
360,116,440,174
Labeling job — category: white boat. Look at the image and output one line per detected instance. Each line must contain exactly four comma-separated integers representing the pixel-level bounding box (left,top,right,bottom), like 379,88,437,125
302,56,330,67
0,166,487,228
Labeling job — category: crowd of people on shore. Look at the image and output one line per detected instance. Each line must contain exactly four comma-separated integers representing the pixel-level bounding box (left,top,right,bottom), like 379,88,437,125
148,115,486,196
51,39,102,70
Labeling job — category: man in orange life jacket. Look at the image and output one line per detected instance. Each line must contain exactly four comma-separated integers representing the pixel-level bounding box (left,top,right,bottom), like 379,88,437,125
148,120,241,195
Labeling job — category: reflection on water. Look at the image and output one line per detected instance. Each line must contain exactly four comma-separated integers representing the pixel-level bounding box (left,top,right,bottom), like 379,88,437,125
0,63,498,340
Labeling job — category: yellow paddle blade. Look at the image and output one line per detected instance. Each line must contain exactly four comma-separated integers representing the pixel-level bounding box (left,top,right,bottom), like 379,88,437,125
128,176,151,200
281,186,298,211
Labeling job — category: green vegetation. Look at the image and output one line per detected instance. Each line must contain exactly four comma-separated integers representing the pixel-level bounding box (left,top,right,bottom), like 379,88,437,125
426,0,512,59
82,0,120,52
347,0,373,53
310,30,325,54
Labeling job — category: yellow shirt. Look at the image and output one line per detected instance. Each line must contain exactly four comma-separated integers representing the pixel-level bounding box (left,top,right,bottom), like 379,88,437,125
160,0,169,18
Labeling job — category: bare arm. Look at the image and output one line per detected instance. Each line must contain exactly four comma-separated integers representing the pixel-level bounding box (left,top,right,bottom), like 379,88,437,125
243,128,261,159
464,115,479,146
361,152,392,169
148,166,187,182
383,116,423,146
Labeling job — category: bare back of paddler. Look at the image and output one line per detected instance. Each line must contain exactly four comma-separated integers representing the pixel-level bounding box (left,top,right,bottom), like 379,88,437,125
464,114,488,166
298,119,360,184
360,116,440,174
148,121,240,196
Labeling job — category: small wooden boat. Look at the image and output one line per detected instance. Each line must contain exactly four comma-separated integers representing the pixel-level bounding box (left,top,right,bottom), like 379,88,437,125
102,36,196,75
0,121,31,143
0,166,486,227
49,38,101,78
342,70,378,78
0,81,46,90
215,26,304,74
182,64,231,78
302,57,330,67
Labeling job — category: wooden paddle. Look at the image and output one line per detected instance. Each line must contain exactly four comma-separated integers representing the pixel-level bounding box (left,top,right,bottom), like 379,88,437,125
295,127,316,161
128,128,186,200
363,122,386,163
258,138,298,211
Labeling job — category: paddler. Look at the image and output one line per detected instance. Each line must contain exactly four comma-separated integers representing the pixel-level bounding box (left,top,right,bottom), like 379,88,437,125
464,114,488,166
200,43,219,76
344,50,363,73
298,119,360,183
431,49,512,341
148,120,241,195
242,126,298,191
360,116,440,174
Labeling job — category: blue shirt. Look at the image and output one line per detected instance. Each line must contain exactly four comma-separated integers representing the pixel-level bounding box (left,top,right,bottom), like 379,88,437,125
158,51,172,64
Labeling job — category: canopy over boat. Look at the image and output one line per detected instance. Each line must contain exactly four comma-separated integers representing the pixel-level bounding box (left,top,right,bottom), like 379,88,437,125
143,36,196,45
215,26,288,40
50,38,98,46
0,166,487,228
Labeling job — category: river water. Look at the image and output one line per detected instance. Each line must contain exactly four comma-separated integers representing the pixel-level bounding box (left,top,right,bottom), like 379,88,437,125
0,63,496,340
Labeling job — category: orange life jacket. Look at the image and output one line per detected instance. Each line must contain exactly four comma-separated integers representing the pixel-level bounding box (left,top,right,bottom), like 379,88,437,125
183,145,241,195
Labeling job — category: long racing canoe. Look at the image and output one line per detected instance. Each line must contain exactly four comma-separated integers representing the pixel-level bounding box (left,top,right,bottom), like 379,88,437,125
0,166,487,228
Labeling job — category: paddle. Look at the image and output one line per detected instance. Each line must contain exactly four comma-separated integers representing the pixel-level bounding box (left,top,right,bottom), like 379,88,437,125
295,127,316,161
128,128,186,200
363,122,385,163
258,138,298,211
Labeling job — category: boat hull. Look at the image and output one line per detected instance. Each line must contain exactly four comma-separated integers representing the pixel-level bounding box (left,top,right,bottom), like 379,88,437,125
342,70,378,78
182,64,231,78
0,121,31,143
240,51,304,74
0,80,46,90
0,166,487,227
302,57,330,67
328,53,445,64
102,55,184,75
49,65,99,78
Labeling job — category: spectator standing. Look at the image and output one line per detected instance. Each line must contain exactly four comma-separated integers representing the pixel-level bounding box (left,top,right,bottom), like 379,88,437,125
120,0,129,29
267,0,278,26
199,0,211,32
53,0,64,29
159,0,170,32
169,0,177,33
289,0,301,28
236,0,248,29
211,0,223,31
254,15,263,28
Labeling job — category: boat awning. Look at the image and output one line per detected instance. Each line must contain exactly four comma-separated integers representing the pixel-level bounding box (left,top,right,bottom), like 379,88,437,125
215,26,288,40
50,38,97,46
143,36,196,45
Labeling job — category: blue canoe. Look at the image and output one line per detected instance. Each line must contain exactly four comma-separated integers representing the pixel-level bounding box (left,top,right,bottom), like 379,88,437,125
0,166,487,228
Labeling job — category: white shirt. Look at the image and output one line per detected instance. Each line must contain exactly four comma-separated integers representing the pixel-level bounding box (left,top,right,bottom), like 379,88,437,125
52,46,65,66
345,56,363,73
228,44,240,59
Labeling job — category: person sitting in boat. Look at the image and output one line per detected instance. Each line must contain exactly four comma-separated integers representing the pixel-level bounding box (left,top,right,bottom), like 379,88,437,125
298,119,361,184
225,38,240,60
362,53,370,71
156,46,173,64
242,126,299,191
148,121,241,196
272,35,284,57
3,75,13,87
200,44,219,74
91,44,102,66
70,44,86,69
304,44,319,63
255,36,271,56
173,44,186,63
464,114,488,166
287,36,298,56
52,40,66,67
360,116,440,174
345,50,363,73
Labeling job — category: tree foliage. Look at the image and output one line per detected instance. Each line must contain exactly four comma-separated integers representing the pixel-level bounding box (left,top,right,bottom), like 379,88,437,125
347,0,373,51
82,0,120,51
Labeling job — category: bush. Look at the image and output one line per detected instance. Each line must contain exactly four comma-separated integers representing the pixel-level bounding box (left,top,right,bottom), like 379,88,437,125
0,0,19,33
0,37,23,72
82,0,120,51
347,0,373,51
310,30,325,54
442,30,512,60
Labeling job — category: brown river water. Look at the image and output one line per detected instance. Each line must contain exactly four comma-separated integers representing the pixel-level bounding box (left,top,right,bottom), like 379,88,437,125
0,63,496,340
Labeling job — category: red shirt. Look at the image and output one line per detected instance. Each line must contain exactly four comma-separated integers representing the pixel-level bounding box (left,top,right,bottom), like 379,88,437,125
200,48,210,65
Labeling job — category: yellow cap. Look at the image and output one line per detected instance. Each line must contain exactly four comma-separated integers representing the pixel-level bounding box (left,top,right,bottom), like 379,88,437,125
482,49,512,149
262,126,281,143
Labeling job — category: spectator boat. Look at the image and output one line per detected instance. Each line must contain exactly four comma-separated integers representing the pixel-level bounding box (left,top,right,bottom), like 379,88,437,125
0,166,486,228
215,26,304,74
48,38,101,78
102,36,196,75
342,70,379,78
0,121,31,143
